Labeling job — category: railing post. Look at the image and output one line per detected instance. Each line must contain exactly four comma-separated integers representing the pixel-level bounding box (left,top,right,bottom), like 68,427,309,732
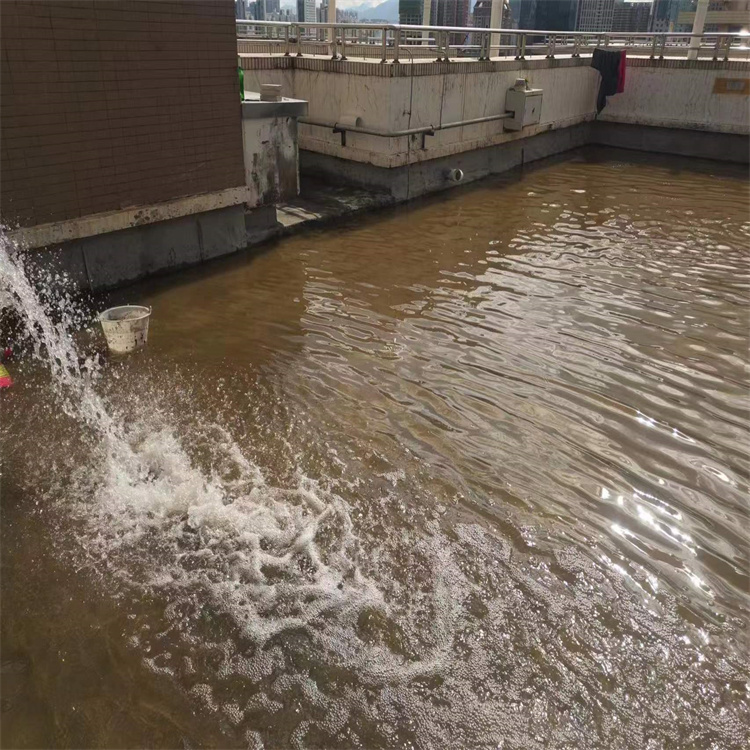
284,25,290,57
520,33,526,60
329,0,337,45
295,24,303,57
650,34,658,59
659,35,666,60
724,35,731,62
393,27,400,63
573,35,581,58
381,27,387,63
331,27,338,60
546,35,556,59
340,27,348,61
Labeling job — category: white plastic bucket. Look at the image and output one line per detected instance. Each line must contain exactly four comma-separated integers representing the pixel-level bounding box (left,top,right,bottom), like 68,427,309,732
99,305,151,354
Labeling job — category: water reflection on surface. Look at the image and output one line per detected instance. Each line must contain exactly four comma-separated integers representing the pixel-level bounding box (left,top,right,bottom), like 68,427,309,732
2,147,749,749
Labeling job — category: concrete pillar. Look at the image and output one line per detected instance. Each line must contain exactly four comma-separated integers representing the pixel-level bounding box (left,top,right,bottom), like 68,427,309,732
489,0,503,57
687,0,709,61
328,0,337,44
422,0,432,44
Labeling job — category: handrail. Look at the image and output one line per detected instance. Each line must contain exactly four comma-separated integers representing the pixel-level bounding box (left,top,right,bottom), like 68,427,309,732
237,20,744,38
236,20,749,63
300,112,514,147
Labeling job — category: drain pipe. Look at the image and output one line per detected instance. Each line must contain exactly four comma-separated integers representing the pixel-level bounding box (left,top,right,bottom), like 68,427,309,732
688,0,709,61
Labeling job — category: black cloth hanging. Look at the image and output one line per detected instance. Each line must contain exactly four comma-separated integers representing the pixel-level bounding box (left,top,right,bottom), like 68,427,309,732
591,48,622,114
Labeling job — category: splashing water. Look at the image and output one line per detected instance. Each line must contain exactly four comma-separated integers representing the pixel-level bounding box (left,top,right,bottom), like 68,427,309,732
0,233,372,632
2,175,749,750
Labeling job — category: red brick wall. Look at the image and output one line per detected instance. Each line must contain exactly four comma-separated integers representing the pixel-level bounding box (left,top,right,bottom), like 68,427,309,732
1,0,244,228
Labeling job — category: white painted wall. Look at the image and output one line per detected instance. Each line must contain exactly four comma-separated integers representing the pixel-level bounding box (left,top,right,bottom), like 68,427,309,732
599,65,750,135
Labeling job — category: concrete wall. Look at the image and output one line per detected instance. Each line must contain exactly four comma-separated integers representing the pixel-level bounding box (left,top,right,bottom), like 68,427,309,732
241,96,307,206
242,58,600,168
23,205,247,291
301,123,593,201
244,116,300,205
600,60,750,135
241,56,750,169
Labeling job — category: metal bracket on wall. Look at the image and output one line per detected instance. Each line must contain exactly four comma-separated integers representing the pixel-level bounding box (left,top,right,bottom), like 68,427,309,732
332,126,347,147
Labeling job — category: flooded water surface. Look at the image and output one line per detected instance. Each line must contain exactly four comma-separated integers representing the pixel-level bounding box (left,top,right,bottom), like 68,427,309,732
2,148,749,749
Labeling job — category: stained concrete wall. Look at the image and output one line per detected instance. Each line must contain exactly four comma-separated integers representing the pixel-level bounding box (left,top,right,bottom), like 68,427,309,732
242,58,600,167
244,115,300,204
23,205,247,291
240,56,750,168
241,95,307,205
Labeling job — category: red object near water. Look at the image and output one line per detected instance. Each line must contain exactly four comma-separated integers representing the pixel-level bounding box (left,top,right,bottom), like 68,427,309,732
617,50,627,94
0,363,12,389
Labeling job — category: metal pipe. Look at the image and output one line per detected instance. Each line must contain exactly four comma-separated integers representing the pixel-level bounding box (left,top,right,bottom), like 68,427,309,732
439,112,513,130
300,111,512,141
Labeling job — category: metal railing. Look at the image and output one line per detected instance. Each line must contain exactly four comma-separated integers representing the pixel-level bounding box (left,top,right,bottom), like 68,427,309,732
237,20,750,63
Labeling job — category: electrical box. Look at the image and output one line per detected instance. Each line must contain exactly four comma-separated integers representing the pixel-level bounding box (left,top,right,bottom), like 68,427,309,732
504,79,543,131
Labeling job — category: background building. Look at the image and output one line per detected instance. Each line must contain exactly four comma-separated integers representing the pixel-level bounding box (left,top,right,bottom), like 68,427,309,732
650,0,683,30
472,0,514,47
576,0,616,30
297,0,316,24
677,0,750,32
399,0,438,24
612,0,654,30
435,0,472,27
436,0,472,43
516,0,580,30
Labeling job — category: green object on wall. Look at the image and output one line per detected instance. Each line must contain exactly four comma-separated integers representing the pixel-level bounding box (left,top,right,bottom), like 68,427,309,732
238,64,244,102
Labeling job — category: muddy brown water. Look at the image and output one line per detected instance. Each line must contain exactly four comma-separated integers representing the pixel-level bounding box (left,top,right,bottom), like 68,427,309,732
2,147,749,749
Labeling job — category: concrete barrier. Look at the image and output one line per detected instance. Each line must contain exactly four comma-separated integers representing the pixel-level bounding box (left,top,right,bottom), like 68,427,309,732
241,54,749,198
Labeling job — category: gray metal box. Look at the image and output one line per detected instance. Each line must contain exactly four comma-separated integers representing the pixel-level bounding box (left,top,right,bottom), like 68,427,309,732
504,83,543,131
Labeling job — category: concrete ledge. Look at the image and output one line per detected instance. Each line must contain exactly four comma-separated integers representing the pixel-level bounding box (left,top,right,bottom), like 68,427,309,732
590,121,750,163
9,186,251,251
242,95,308,119
301,122,593,201
598,112,749,135
239,53,750,79
23,205,247,292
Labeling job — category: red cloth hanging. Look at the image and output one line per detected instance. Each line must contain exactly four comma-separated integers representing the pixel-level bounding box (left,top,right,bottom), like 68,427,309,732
617,50,627,94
